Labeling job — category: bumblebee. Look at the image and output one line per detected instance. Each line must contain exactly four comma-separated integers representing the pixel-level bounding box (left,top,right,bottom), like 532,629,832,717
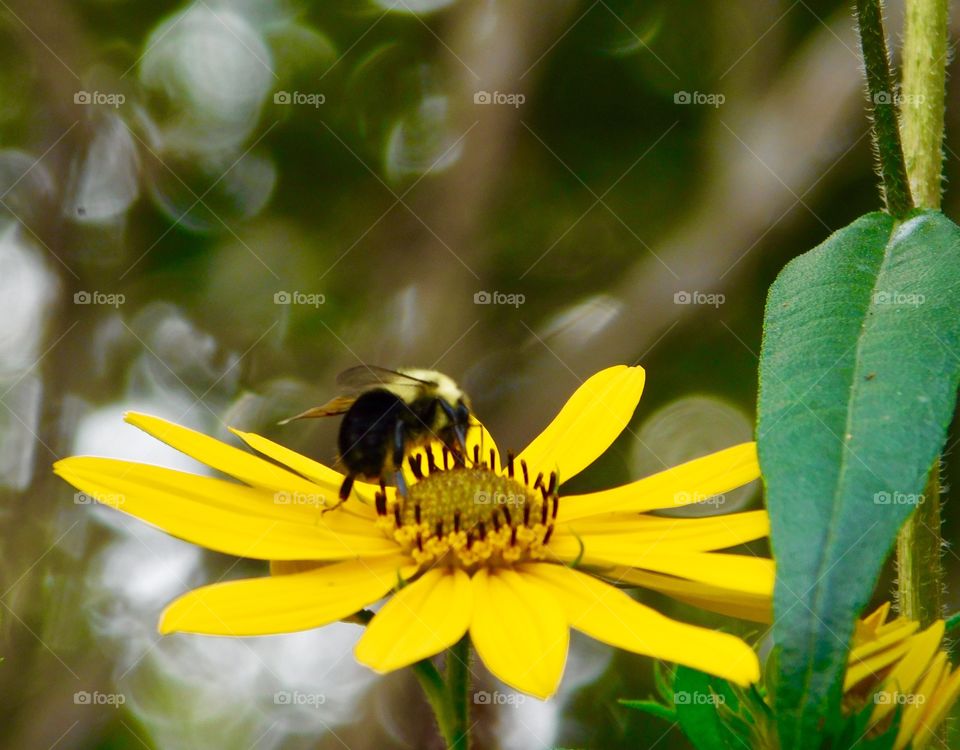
282,366,472,501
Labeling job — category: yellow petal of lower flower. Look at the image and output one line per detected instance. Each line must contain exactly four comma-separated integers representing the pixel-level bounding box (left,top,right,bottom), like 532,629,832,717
895,651,947,747
160,555,411,635
523,563,760,686
549,536,775,597
554,510,770,552
355,568,473,672
54,458,399,560
126,412,324,497
913,665,960,750
558,442,759,523
845,641,913,691
872,620,945,723
603,566,773,623
517,365,645,482
470,568,568,699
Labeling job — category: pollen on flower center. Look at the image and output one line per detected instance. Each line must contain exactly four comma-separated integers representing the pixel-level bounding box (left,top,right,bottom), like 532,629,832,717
372,448,559,569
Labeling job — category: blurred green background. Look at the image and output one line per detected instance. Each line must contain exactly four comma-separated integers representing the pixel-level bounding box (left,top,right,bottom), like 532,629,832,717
0,0,959,748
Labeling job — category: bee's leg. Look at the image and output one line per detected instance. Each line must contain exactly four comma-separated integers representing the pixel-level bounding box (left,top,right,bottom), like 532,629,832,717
322,474,353,514
393,421,409,498
438,401,467,466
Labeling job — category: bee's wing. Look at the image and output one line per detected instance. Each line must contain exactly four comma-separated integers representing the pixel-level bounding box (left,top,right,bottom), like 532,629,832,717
336,365,434,393
278,395,357,424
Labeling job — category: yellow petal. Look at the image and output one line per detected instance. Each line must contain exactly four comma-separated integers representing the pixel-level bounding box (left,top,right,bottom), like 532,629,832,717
470,568,568,699
126,413,325,497
603,566,773,623
913,665,960,750
523,563,760,686
872,620,945,723
355,568,472,672
895,651,947,747
54,457,399,560
558,442,759,523
160,555,412,635
554,510,770,552
845,640,913,691
517,365,645,482
549,535,775,597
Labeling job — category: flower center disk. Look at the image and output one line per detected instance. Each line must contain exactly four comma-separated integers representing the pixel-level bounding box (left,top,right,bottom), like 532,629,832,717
374,456,559,570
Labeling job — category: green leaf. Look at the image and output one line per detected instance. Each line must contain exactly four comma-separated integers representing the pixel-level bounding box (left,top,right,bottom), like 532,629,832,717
618,699,676,723
757,210,960,748
672,667,742,750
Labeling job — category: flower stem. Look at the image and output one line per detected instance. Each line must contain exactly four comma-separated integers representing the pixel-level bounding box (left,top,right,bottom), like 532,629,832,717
899,0,949,208
446,637,472,750
411,658,459,745
894,0,949,632
854,0,913,218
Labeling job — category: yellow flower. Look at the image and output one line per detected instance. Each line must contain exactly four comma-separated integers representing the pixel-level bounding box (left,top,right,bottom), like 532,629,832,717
54,365,772,698
845,602,960,749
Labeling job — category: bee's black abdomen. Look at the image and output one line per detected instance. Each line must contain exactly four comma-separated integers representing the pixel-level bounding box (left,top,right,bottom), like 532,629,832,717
338,390,406,478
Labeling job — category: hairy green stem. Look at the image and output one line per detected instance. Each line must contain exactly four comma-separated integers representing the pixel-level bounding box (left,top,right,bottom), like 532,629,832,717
900,0,949,208
855,0,914,217
446,637,472,750
412,659,459,746
895,0,949,632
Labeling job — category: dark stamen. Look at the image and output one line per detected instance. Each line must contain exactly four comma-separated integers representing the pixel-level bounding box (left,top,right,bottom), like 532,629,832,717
541,500,548,525
416,533,423,552
414,504,421,525
542,525,554,545
547,471,557,496
502,505,512,525
472,444,480,466
510,526,518,546
489,448,496,472
477,521,486,541
409,456,424,479
521,459,529,486
436,520,444,538
375,492,386,516
552,495,559,520
507,451,515,478
466,532,474,550
427,450,438,473
393,504,402,527
491,510,501,532
533,472,544,491
454,510,461,533
442,446,451,470
523,504,531,526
